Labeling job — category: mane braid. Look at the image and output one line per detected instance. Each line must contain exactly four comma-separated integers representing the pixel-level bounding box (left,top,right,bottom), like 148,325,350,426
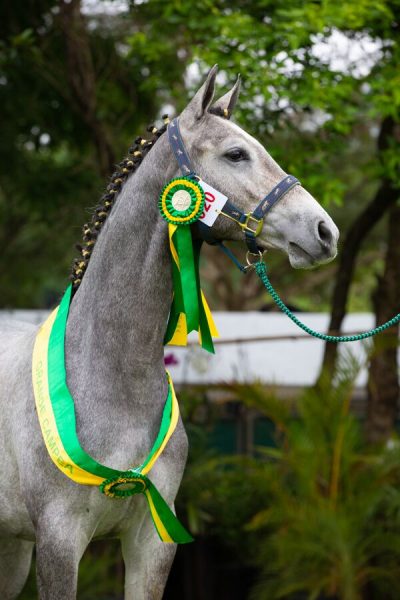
70,115,170,296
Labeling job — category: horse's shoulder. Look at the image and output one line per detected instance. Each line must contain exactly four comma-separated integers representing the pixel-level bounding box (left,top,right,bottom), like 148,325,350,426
0,319,37,364
0,318,37,334
0,318,37,345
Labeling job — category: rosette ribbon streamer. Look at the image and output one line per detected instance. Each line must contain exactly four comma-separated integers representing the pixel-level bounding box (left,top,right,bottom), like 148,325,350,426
159,176,218,353
32,284,193,544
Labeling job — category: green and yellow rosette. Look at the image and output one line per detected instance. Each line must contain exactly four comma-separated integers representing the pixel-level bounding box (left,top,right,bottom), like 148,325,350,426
100,474,147,498
159,177,218,353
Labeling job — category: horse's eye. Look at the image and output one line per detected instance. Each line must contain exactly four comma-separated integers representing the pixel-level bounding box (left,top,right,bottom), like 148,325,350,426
224,148,249,162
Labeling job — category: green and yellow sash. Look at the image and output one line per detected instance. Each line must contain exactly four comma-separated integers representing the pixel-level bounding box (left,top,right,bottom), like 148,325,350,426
32,285,192,544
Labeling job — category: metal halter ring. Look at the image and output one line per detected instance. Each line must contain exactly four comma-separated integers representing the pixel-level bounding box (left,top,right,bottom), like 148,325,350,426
245,250,265,269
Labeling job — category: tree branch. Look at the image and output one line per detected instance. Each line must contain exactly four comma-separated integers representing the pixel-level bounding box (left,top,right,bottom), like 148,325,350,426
317,116,398,383
59,0,115,178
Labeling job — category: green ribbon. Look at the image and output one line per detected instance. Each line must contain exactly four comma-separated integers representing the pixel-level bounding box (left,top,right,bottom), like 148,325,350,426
176,226,199,332
164,228,215,353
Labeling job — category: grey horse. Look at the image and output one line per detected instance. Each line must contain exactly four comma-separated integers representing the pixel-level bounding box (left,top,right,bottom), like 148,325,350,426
0,66,338,599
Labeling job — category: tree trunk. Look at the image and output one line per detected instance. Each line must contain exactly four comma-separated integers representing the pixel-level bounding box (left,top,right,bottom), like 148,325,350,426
59,0,115,178
317,117,397,385
365,204,400,443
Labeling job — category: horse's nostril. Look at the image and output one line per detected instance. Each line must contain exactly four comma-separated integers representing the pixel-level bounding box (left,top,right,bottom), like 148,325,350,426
317,220,333,248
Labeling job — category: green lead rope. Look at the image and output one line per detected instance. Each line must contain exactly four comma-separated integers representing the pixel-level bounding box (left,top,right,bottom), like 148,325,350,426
255,261,400,343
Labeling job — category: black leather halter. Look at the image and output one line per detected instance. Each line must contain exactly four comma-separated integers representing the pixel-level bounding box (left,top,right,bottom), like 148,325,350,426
168,117,300,254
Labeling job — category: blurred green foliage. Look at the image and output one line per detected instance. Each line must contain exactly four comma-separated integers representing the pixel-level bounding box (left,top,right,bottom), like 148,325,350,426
1,0,399,310
177,357,400,599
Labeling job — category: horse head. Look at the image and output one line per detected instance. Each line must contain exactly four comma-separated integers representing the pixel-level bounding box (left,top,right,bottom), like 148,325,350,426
177,65,339,269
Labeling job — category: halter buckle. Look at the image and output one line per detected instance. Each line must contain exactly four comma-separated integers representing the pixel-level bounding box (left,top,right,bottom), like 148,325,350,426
240,214,264,237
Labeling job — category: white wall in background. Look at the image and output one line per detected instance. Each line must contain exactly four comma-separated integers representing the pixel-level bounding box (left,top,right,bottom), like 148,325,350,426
0,310,384,388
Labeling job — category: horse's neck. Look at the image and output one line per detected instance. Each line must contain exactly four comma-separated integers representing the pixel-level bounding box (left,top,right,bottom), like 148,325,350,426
64,134,178,459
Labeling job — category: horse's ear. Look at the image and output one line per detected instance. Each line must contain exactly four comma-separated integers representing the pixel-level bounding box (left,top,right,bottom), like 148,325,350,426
210,74,241,119
181,65,218,121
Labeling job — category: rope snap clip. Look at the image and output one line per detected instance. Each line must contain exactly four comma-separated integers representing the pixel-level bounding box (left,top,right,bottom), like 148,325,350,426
245,250,265,270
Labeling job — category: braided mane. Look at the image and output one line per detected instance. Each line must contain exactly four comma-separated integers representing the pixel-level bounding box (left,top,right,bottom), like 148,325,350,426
70,115,170,296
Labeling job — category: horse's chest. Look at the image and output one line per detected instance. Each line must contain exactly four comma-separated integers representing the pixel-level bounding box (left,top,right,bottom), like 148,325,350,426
82,464,180,541
91,434,187,540
90,493,149,539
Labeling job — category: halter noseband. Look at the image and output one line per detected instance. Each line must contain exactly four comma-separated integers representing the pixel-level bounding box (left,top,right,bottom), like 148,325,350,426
168,117,301,254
